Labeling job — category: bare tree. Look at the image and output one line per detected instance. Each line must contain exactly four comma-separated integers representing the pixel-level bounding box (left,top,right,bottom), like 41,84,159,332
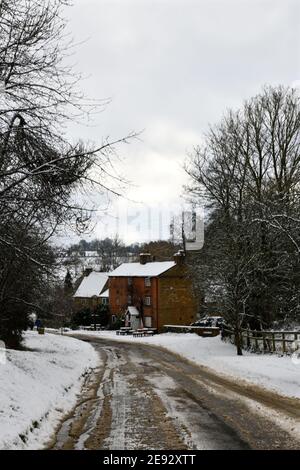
185,86,300,354
0,0,135,345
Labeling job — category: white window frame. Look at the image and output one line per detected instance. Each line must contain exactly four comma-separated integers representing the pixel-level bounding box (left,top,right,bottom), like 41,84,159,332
144,296,151,306
145,277,151,287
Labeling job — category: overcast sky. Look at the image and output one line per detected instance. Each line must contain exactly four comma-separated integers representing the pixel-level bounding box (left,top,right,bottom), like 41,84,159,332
62,0,300,245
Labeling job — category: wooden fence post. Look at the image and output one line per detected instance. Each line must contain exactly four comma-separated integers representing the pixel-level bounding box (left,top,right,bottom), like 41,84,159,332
262,332,267,352
247,329,250,349
272,333,275,352
282,333,286,353
254,331,258,351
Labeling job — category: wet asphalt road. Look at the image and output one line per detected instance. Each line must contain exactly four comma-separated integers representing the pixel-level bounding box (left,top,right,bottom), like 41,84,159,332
48,336,300,451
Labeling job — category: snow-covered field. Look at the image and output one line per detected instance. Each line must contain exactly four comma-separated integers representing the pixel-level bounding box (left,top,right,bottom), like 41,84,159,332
71,331,300,399
0,331,98,450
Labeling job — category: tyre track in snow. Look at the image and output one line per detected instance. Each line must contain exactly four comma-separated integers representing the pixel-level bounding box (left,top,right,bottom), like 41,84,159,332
47,336,300,450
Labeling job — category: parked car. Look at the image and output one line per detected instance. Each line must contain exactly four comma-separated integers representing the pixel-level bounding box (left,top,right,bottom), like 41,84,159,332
190,316,225,328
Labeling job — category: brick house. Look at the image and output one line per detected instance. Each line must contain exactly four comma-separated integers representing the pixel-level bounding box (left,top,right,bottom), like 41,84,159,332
108,252,197,330
73,271,109,311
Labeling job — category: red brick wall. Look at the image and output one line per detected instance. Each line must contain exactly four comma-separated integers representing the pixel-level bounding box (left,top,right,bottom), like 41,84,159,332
109,276,129,316
157,275,197,330
156,264,197,330
109,276,158,325
109,264,197,329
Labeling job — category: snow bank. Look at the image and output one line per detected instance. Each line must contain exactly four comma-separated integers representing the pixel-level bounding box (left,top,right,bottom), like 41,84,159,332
72,331,300,399
0,331,98,450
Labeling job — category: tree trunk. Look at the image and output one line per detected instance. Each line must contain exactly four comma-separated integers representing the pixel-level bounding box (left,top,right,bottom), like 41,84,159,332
235,329,243,356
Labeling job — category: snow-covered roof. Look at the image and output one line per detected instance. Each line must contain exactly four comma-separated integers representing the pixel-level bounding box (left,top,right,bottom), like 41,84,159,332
127,306,140,316
73,272,109,298
109,261,176,277
84,251,98,257
99,289,109,298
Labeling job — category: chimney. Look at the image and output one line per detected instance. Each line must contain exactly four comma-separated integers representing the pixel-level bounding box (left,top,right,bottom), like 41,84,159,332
173,250,185,265
139,253,152,265
84,268,93,277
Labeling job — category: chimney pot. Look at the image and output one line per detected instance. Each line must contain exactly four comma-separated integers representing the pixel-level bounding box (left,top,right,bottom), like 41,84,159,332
173,250,185,265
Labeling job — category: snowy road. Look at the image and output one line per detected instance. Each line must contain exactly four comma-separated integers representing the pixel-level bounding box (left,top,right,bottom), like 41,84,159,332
48,336,300,450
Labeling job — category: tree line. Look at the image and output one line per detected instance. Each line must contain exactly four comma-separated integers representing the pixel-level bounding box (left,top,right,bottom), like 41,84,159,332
185,86,300,354
0,0,133,347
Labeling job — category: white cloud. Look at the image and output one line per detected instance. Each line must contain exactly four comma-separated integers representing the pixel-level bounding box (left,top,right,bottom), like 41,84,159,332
63,0,300,243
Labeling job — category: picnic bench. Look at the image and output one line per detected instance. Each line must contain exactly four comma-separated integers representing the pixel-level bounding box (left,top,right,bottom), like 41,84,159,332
80,325,105,331
79,325,94,331
116,327,133,336
132,328,157,337
115,327,157,337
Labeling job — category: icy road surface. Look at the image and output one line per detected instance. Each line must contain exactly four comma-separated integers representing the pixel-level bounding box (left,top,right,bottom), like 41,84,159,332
48,336,300,450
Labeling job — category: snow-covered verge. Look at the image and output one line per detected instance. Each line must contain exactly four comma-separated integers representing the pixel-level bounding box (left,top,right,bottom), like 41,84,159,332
0,331,98,450
71,331,300,399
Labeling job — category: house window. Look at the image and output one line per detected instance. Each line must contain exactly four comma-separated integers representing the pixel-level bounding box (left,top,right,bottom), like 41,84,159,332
128,277,133,286
145,277,151,287
144,316,152,327
127,294,132,305
116,298,120,305
112,315,117,323
144,296,151,306
102,298,109,305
